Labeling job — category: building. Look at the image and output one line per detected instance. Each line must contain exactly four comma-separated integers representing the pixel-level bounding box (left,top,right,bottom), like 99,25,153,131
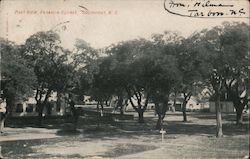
168,93,209,112
208,92,235,113
186,96,209,111
11,92,68,117
209,101,235,113
168,100,182,111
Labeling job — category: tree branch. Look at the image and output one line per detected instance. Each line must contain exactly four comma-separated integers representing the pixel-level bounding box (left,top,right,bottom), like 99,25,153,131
125,87,138,112
128,97,138,112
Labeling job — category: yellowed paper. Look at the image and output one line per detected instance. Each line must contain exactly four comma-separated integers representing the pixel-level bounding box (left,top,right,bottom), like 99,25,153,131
0,0,249,49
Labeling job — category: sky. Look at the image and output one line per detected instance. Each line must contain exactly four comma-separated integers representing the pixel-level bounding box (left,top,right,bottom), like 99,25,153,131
0,0,249,49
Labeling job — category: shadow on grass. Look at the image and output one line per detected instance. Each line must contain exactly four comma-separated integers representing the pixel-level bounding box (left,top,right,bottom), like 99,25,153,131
165,122,249,136
92,115,249,137
190,112,249,122
5,115,78,128
4,113,249,139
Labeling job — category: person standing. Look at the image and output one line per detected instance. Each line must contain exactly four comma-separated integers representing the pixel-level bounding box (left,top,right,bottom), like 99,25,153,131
0,98,7,134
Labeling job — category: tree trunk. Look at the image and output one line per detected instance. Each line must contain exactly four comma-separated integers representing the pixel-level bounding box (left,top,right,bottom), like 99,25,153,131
156,114,163,130
69,100,78,131
172,92,176,112
0,114,5,133
182,101,187,122
37,90,51,126
154,101,168,130
182,93,191,122
235,107,243,125
138,109,144,123
215,93,223,138
6,97,14,117
56,93,62,112
117,96,124,115
100,101,104,117
224,80,248,125
127,94,145,123
105,100,109,106
37,103,44,126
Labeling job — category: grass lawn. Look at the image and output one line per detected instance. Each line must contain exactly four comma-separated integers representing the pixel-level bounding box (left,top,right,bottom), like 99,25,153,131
0,111,249,159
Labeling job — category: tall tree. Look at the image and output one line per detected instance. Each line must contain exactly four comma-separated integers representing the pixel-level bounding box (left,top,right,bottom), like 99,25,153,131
219,22,249,125
99,39,152,123
0,38,36,116
177,35,206,122
24,31,73,125
189,21,249,137
149,32,183,128
71,39,102,113
190,28,225,137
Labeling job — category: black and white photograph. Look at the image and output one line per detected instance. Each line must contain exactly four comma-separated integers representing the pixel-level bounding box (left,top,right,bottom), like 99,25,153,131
0,0,249,158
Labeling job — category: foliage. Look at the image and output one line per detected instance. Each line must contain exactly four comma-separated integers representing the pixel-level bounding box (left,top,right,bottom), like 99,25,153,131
0,38,36,113
23,31,75,123
1,21,248,133
188,22,249,135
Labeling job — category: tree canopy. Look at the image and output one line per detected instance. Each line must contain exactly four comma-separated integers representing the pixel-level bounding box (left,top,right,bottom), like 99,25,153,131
0,38,36,114
1,21,248,135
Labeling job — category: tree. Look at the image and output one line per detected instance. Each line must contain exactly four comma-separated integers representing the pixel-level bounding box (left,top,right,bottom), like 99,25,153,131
219,22,249,125
224,69,248,125
210,70,224,137
188,28,226,137
0,38,36,115
207,22,249,130
94,39,152,123
116,37,181,126
188,21,249,137
100,34,182,126
24,31,73,125
149,54,180,129
149,32,183,128
93,57,114,102
71,39,103,114
176,35,206,122
114,39,161,123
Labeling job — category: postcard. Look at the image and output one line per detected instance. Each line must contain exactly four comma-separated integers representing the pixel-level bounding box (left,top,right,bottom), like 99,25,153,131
0,0,249,158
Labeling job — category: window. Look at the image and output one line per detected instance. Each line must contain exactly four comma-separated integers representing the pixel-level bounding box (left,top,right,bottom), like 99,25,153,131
16,103,23,113
26,104,34,113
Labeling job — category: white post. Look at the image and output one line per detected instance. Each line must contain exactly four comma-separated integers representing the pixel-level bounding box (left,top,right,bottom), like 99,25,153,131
100,109,103,117
160,128,166,143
